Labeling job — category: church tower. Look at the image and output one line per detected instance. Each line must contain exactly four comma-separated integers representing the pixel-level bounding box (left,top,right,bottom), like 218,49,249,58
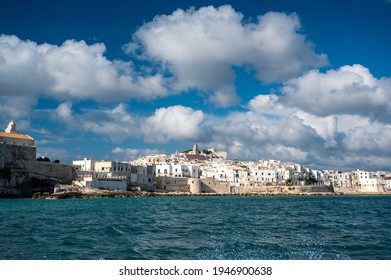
5,120,18,134
192,143,199,155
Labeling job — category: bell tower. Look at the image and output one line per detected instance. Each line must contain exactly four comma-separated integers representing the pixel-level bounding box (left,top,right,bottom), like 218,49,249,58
5,120,18,134
192,143,199,155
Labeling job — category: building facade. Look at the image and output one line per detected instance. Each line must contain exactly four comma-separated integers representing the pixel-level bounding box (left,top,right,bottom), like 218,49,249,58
0,120,36,168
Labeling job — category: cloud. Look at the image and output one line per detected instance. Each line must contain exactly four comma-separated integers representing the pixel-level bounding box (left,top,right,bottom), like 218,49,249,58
53,103,205,145
193,84,391,170
43,39,168,101
37,147,72,161
46,89,391,170
209,85,242,108
112,147,163,161
129,5,327,107
55,102,73,122
54,102,139,142
206,109,323,162
1,5,328,111
143,105,204,143
0,95,37,118
41,60,391,170
281,64,391,122
0,34,168,112
0,35,47,96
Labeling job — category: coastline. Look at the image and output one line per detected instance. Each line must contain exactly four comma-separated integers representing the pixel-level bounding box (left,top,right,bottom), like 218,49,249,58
30,189,391,199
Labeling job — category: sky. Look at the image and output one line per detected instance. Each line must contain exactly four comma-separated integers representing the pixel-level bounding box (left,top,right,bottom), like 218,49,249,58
1,0,391,171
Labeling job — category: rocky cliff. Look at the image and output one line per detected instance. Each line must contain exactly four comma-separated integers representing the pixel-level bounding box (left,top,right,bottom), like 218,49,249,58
0,160,76,198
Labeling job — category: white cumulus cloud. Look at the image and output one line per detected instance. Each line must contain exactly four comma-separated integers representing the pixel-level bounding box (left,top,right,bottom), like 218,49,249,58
0,34,168,114
112,147,163,161
281,64,391,122
129,5,328,107
143,105,204,143
54,102,139,142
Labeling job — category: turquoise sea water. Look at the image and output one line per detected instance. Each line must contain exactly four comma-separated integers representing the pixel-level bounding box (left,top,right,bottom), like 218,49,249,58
1,196,390,260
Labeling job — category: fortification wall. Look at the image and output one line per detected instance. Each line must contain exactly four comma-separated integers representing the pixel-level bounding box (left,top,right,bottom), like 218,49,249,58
23,161,75,182
2,144,36,168
287,185,334,193
233,186,284,194
359,184,384,193
156,176,190,192
201,178,230,194
189,178,201,194
156,176,231,194
0,143,4,169
233,185,334,194
0,160,76,197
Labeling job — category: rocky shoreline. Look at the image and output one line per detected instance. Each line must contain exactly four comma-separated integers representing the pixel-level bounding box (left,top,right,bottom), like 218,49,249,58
32,191,344,199
27,183,350,199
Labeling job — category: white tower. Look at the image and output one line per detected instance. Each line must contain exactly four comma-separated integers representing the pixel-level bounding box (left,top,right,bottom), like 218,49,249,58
192,143,199,155
5,120,18,134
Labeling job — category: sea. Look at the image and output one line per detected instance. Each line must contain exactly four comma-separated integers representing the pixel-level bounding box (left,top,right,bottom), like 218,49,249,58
1,195,390,260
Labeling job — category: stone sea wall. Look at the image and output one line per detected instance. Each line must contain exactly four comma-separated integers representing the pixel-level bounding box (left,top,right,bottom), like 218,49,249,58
232,185,334,195
0,160,76,198
333,184,386,194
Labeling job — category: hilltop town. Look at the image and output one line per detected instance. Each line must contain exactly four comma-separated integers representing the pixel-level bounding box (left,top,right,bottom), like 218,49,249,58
72,143,391,196
1,120,391,198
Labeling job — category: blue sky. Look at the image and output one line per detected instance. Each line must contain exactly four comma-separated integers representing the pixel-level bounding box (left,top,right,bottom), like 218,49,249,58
1,0,391,170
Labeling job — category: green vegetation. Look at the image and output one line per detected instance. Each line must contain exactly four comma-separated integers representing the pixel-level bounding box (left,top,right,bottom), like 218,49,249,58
37,156,50,162
305,177,318,185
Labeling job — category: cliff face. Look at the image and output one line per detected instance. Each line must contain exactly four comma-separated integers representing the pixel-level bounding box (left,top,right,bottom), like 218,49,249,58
0,160,76,198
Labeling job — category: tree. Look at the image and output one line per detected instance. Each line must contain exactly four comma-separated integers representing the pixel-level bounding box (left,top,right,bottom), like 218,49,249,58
37,156,50,162
54,159,60,163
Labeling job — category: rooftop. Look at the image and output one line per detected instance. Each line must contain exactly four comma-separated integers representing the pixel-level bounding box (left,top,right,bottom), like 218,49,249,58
0,132,34,140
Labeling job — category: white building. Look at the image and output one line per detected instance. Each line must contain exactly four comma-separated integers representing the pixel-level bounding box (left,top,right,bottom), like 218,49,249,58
76,173,127,191
0,120,36,168
323,170,352,188
0,120,35,147
250,167,276,185
155,163,200,178
72,158,96,172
